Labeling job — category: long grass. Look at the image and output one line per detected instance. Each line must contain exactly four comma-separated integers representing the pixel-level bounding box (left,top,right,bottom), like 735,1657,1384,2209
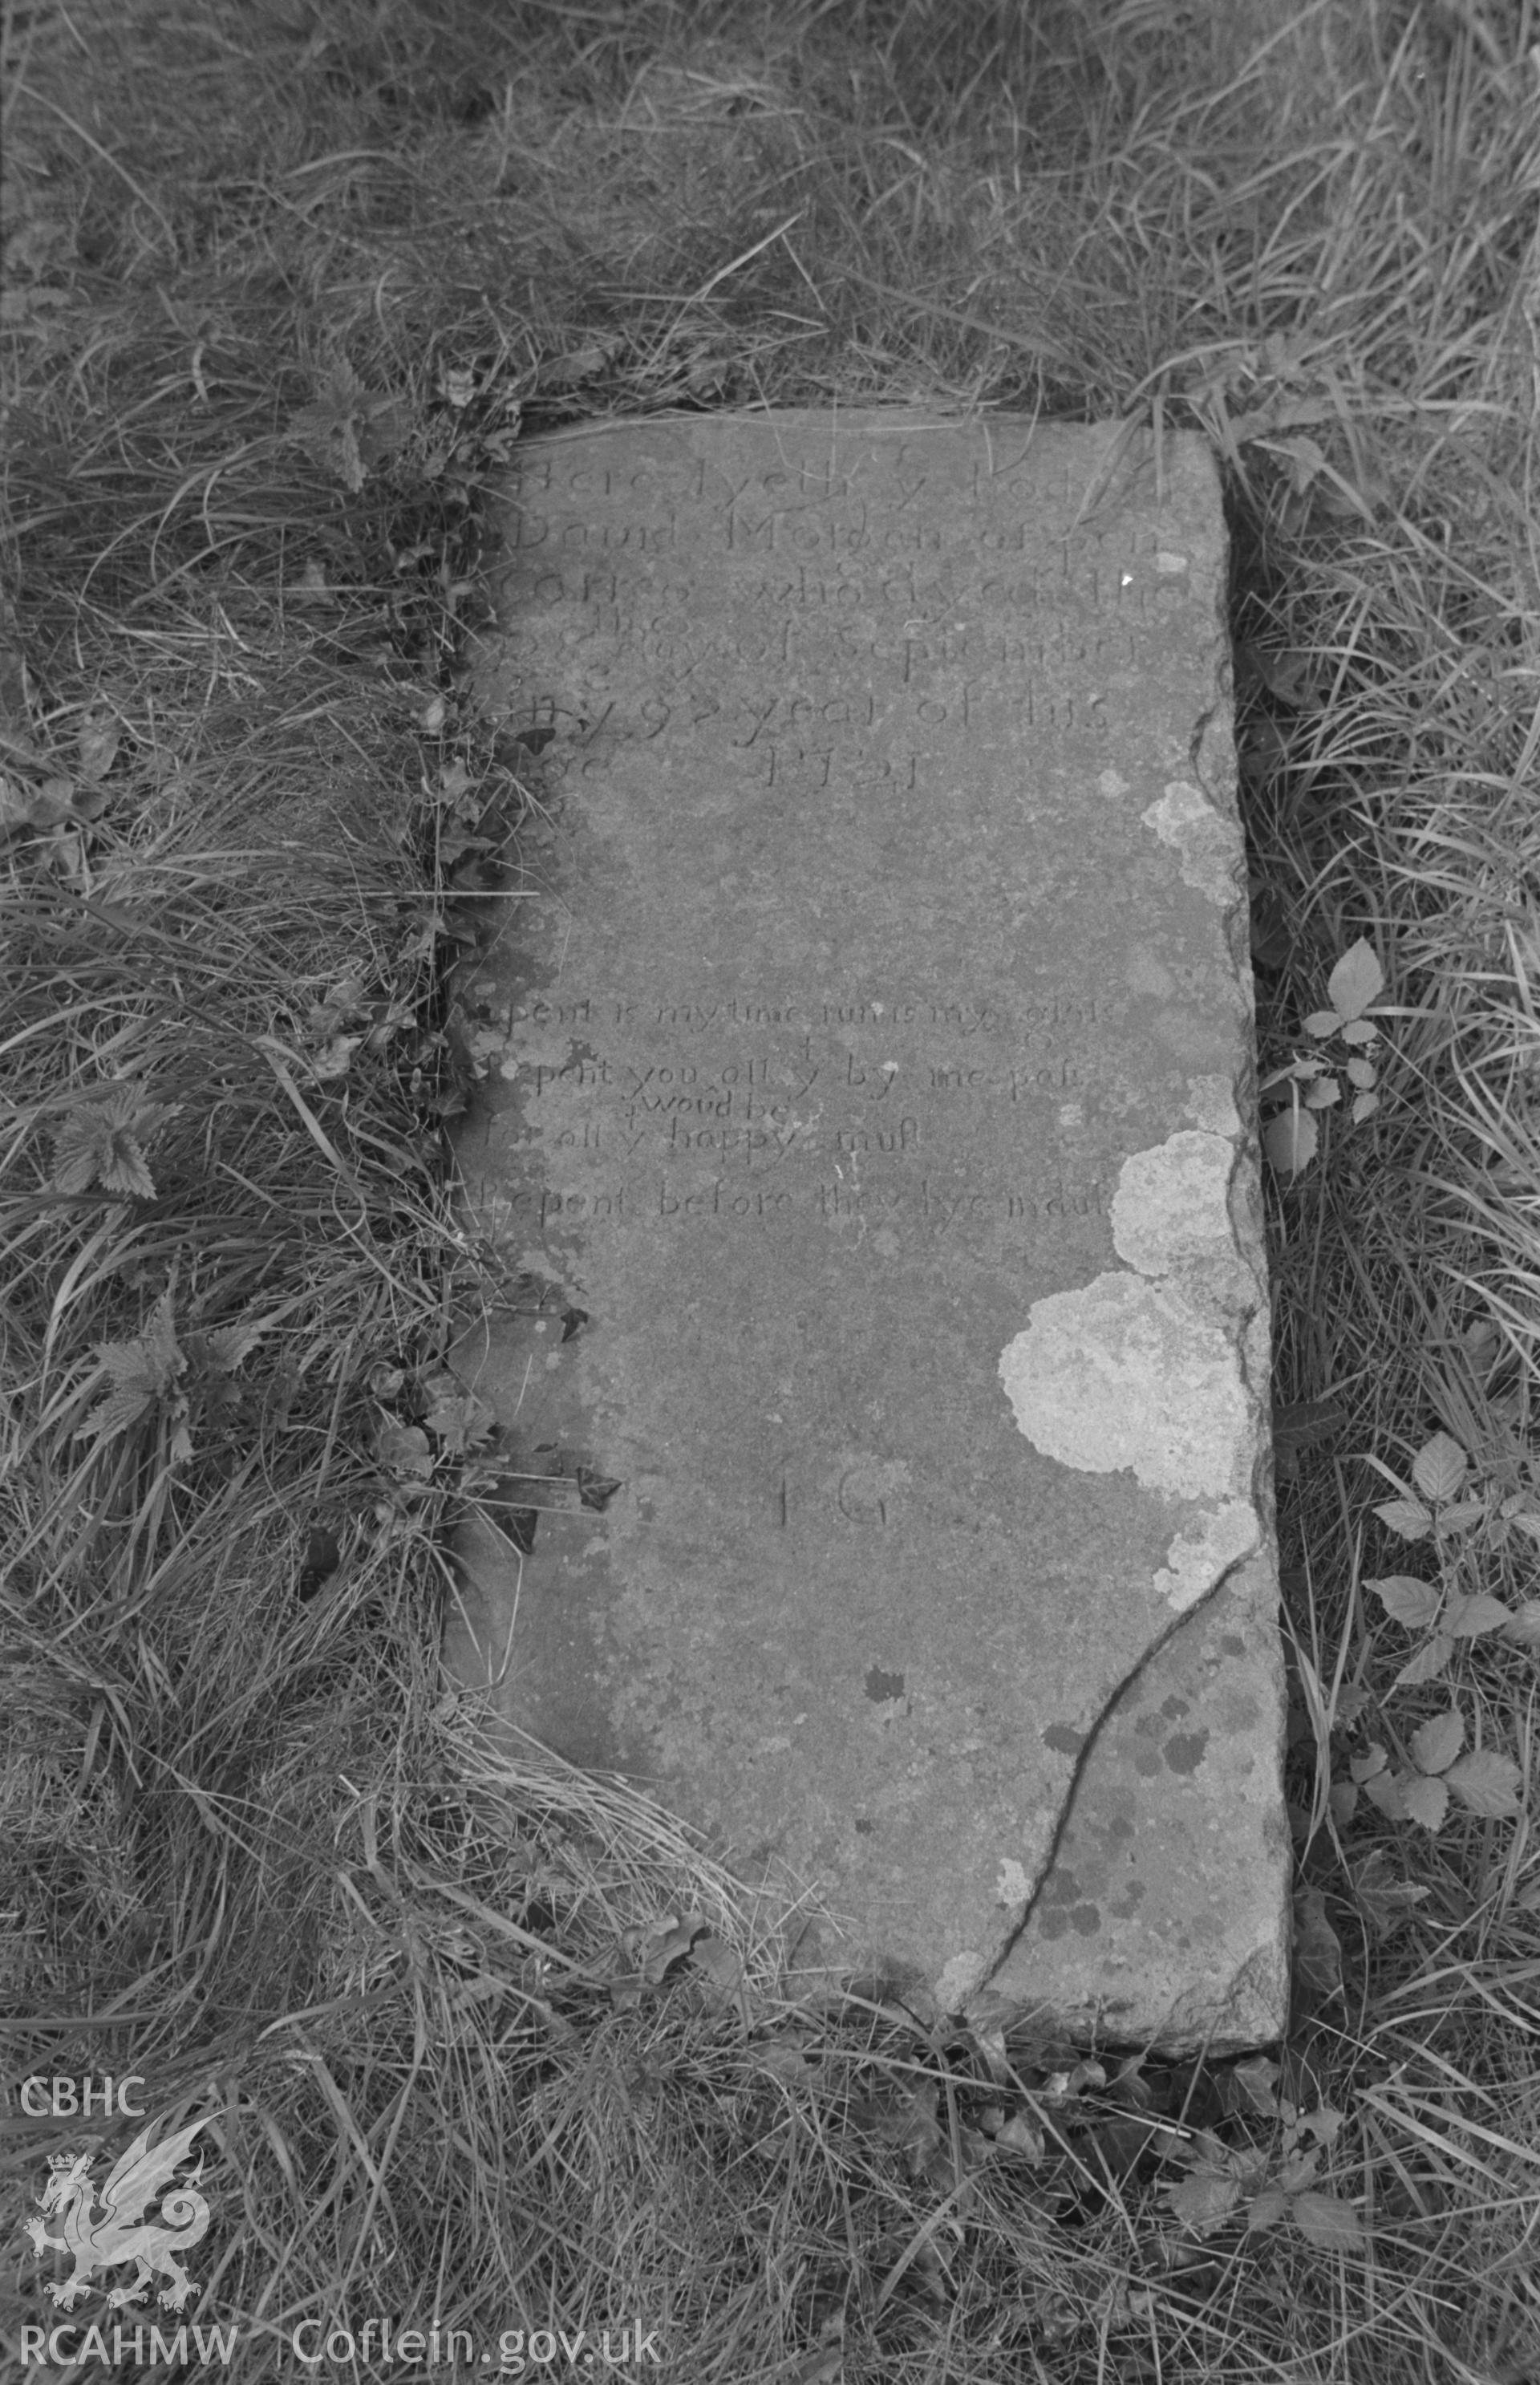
4,0,1540,2375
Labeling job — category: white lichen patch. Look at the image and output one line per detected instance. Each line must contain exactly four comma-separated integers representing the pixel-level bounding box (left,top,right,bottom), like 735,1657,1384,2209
1185,1075,1242,1136
1153,1499,1259,1612
998,1271,1249,1501
1142,780,1242,905
1097,768,1130,801
1111,1131,1234,1276
934,1950,988,2010
1154,550,1190,574
995,1858,1031,1907
999,1126,1262,1600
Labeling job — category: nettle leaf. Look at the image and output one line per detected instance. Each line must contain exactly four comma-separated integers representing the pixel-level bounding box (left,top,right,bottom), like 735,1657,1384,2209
1399,1773,1450,1831
1409,1710,1464,1776
1392,1634,1453,1689
1327,938,1384,1020
1291,2190,1367,2249
1444,1751,1525,1818
1263,1106,1319,1174
1370,1575,1441,1629
1412,1433,1469,1503
1374,1497,1433,1540
1445,1593,1513,1639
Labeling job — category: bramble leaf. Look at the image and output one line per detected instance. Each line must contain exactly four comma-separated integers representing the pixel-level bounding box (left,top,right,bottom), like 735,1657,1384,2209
1412,1432,1468,1503
1327,939,1384,1020
1399,1773,1449,1831
1408,1710,1463,1776
1164,2170,1243,2236
1444,1752,1524,1817
1303,1008,1342,1038
1502,1601,1540,1645
1392,1634,1453,1689
1370,1575,1441,1629
1291,2190,1367,2249
1263,1106,1319,1174
1375,1497,1433,1540
1445,1593,1512,1638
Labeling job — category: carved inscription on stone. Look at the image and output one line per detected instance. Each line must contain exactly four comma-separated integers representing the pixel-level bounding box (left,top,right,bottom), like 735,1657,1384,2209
450,412,1284,2044
461,984,1108,1243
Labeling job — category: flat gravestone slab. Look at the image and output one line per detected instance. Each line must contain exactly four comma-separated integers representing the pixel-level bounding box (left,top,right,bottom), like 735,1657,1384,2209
448,411,1288,2048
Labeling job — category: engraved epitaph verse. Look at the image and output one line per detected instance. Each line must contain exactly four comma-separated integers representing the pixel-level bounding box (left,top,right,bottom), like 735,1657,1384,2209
450,412,1286,2037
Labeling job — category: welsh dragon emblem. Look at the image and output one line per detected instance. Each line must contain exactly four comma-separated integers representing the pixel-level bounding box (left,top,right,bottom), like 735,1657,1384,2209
25,2114,213,2312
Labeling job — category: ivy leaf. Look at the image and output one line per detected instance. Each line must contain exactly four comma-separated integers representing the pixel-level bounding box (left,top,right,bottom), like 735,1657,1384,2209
1443,1751,1524,1818
1411,1432,1468,1503
1399,1773,1449,1831
1374,1497,1433,1540
1326,939,1384,1020
1370,1575,1441,1629
1445,1593,1512,1639
1392,1634,1453,1689
1408,1710,1464,1776
1291,2190,1367,2249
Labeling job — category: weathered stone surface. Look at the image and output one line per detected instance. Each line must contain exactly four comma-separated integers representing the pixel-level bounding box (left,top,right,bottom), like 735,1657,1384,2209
448,410,1289,2048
